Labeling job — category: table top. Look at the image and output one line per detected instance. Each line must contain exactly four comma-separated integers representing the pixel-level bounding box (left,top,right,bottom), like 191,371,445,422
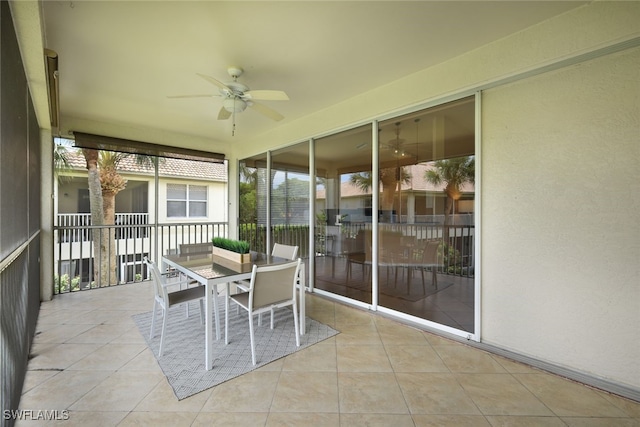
163,252,289,281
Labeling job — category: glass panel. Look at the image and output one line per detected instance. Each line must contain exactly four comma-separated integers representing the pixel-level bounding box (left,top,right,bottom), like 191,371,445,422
239,154,268,253
167,183,186,200
167,201,186,217
270,141,310,259
189,185,207,201
314,124,373,305
189,201,206,217
377,96,475,332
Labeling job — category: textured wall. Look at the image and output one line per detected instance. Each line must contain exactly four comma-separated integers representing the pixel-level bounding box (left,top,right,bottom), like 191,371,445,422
481,46,640,388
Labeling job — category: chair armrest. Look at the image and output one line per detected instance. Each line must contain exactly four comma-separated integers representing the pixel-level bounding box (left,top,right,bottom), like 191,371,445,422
161,278,194,289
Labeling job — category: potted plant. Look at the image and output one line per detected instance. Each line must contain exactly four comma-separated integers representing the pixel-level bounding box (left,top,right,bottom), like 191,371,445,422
211,237,252,264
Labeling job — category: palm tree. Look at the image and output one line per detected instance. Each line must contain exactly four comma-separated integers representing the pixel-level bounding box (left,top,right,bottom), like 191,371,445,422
81,149,157,286
349,167,411,221
424,156,475,241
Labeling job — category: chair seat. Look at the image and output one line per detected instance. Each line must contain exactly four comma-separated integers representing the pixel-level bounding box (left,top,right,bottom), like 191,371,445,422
167,285,206,306
230,291,250,308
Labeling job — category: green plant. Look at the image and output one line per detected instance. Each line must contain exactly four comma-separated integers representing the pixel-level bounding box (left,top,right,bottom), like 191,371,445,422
54,274,81,293
211,237,250,254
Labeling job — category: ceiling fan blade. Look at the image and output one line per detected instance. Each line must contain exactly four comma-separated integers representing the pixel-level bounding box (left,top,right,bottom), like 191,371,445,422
167,94,217,99
249,102,284,121
217,106,232,120
243,90,289,101
197,73,231,91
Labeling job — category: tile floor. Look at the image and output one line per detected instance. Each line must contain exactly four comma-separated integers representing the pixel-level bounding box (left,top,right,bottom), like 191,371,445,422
17,282,640,426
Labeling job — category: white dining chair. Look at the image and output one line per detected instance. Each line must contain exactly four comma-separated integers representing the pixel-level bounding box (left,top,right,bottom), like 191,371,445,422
144,257,206,357
225,258,301,365
235,243,299,325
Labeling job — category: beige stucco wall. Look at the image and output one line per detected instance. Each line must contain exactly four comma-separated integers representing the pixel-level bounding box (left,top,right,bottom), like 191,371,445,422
229,2,640,390
481,46,639,389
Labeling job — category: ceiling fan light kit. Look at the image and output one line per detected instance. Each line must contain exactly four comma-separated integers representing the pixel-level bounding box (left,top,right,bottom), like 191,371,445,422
168,66,289,136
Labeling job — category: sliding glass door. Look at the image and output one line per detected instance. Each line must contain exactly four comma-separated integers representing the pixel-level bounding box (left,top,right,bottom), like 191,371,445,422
315,125,373,305
239,95,476,333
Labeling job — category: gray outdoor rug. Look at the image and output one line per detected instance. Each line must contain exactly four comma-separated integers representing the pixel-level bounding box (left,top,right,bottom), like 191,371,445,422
133,300,339,400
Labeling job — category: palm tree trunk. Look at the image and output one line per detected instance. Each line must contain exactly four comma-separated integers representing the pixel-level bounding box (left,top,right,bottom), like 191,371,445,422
102,190,118,285
82,149,105,286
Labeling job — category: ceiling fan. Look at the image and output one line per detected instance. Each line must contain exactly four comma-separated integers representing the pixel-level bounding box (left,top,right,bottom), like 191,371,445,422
383,122,412,159
168,66,289,135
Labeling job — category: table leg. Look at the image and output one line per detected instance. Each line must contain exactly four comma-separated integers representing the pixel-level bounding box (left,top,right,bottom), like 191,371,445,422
205,283,213,370
299,266,306,336
212,284,220,341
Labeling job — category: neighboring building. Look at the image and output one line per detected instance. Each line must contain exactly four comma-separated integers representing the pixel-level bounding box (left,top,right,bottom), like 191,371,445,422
55,149,227,286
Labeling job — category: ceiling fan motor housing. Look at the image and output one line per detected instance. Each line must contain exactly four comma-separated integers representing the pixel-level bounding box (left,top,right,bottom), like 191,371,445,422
222,97,247,113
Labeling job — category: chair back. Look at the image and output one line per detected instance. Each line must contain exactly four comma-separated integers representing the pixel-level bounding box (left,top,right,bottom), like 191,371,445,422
179,242,213,255
271,243,299,260
144,257,167,304
249,259,301,310
422,240,441,265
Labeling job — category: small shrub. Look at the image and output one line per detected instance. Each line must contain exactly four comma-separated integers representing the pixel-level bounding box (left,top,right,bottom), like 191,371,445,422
211,237,250,254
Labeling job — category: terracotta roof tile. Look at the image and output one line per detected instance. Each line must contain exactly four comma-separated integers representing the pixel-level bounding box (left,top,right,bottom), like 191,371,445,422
62,150,227,181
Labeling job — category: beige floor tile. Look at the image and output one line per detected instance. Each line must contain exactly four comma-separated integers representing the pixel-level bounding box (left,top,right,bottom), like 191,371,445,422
560,417,640,427
492,355,541,374
192,412,268,426
376,319,431,346
272,371,339,413
337,344,393,372
20,370,59,394
65,323,132,344
598,392,640,418
307,309,337,328
69,371,164,412
267,412,340,426
395,372,481,415
110,325,148,344
118,411,197,426
282,340,337,372
17,284,638,426
119,348,161,371
15,411,128,427
27,343,104,370
515,373,630,417
334,303,376,326
201,370,281,413
340,413,415,426
386,345,450,373
434,344,508,373
67,343,146,371
32,323,95,344
457,373,554,416
486,415,570,426
134,378,211,412
19,370,113,410
338,372,408,414
413,414,492,426
421,330,458,343
335,323,382,346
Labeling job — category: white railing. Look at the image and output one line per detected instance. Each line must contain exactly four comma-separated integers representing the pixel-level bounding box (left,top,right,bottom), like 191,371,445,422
57,213,150,242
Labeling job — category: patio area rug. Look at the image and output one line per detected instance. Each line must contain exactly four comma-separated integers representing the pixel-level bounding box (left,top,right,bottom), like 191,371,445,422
133,300,339,400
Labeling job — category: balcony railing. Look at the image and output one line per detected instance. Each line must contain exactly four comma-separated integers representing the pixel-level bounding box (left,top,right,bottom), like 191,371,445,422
53,219,228,293
53,217,473,294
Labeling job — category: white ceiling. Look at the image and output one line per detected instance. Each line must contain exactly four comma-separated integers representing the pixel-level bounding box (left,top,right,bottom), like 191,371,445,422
32,1,585,152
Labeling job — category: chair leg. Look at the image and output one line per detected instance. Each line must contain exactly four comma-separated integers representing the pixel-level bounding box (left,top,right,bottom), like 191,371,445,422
225,294,229,345
198,299,204,325
293,301,300,347
249,313,256,365
149,301,158,339
270,308,275,329
159,308,168,357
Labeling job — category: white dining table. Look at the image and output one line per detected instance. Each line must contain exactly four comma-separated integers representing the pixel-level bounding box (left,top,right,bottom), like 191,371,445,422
162,252,306,370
